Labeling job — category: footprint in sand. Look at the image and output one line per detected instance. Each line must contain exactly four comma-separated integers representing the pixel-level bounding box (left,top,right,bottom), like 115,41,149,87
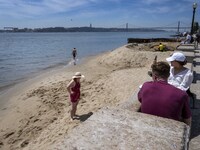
20,139,29,148
3,131,15,139
0,141,3,147
1,108,7,110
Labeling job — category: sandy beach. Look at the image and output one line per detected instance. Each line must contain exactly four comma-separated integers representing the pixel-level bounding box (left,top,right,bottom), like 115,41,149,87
0,42,179,150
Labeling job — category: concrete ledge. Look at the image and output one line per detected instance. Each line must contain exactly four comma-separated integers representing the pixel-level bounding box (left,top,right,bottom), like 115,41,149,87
176,45,195,53
175,51,195,57
119,99,141,112
178,44,195,47
119,88,141,112
53,107,190,150
176,48,195,52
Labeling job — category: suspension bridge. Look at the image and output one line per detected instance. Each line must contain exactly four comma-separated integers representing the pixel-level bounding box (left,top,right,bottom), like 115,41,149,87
110,21,191,32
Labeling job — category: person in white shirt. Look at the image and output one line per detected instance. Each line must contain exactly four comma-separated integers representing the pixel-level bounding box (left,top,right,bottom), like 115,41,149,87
185,33,192,44
166,52,193,91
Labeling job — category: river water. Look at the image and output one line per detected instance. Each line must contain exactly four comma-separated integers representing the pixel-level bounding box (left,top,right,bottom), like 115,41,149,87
0,31,175,91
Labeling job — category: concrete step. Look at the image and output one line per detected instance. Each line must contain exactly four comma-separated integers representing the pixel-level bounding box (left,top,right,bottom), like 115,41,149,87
178,44,195,47
177,49,195,52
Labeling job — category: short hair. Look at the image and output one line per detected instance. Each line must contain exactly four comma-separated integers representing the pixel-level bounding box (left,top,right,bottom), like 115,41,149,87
176,60,187,66
151,61,170,79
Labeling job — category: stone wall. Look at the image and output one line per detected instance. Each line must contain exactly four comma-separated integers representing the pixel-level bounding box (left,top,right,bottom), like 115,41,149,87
53,106,190,150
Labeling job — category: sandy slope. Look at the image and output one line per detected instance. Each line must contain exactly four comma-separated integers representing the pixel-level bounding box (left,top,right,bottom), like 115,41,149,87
0,42,178,150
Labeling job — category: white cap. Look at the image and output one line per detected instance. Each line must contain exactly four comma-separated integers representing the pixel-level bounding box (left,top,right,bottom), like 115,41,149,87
166,52,186,62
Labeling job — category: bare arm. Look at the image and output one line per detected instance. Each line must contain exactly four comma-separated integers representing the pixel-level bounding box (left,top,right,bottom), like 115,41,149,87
67,80,75,94
179,70,193,91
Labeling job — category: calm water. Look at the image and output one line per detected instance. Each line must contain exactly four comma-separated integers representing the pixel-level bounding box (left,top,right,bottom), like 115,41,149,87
0,31,175,91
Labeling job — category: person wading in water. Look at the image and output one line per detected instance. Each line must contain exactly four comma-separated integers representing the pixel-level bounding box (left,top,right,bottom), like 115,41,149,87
72,48,77,65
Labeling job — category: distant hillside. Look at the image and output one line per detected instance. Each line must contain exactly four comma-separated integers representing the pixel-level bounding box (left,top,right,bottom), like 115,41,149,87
0,27,165,32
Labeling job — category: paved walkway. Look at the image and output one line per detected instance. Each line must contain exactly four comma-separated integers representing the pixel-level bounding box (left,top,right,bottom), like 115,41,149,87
177,45,200,150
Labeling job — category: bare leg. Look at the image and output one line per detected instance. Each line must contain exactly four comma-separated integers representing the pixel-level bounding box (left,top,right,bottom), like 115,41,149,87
71,101,79,119
73,56,76,65
73,57,76,65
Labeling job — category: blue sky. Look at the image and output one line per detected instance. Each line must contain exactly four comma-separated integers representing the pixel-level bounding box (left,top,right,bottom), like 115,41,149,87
0,0,199,29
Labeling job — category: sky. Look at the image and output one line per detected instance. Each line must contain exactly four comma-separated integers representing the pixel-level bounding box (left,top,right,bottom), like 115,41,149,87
0,0,200,29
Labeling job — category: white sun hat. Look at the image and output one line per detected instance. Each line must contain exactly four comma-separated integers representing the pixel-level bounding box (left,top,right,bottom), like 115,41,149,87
72,72,85,79
166,52,186,62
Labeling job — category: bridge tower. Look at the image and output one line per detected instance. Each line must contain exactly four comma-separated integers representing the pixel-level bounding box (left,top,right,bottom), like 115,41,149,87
126,23,128,31
177,21,180,34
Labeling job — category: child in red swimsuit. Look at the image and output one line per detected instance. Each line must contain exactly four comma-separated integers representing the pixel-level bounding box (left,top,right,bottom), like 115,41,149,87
67,72,84,120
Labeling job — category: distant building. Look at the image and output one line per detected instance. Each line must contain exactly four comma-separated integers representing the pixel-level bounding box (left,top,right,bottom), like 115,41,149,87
4,27,14,31
4,27,18,31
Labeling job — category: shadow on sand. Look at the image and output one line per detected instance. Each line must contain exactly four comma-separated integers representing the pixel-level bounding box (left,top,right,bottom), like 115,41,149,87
74,112,93,122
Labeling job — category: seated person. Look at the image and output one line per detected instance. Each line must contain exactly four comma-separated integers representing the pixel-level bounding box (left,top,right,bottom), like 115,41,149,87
138,61,191,126
184,33,192,44
166,52,193,91
180,32,192,45
158,43,164,52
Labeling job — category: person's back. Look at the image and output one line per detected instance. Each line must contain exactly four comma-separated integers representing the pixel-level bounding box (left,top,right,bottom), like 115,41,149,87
138,81,190,121
138,61,191,126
